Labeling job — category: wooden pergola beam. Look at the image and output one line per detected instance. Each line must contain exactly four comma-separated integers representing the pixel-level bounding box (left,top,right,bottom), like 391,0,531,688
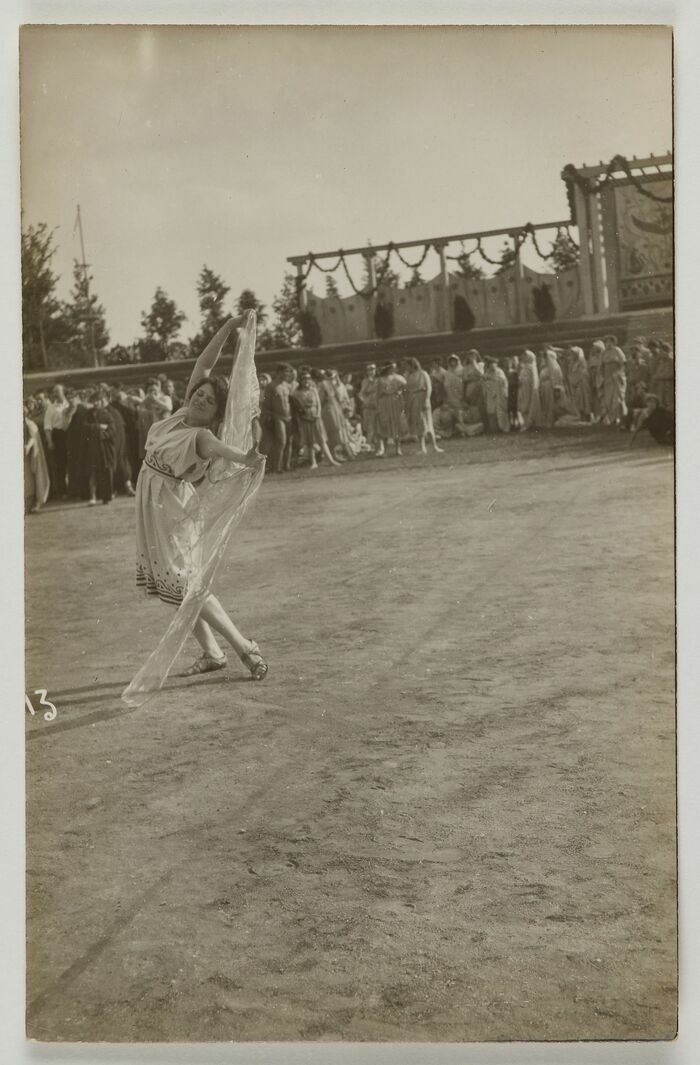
287,219,573,265
573,153,672,179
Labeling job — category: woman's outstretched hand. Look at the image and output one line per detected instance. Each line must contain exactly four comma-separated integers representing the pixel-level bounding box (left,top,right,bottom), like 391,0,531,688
243,447,265,470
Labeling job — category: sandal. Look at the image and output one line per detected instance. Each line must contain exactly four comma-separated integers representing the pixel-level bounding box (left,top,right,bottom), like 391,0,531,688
183,652,228,676
240,640,268,681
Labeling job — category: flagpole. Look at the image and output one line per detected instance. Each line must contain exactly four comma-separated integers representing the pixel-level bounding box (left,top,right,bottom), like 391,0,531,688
76,204,99,368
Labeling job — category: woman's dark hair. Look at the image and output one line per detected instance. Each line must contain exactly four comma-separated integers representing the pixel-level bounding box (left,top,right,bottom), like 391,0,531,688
188,375,229,426
406,357,421,372
379,362,393,376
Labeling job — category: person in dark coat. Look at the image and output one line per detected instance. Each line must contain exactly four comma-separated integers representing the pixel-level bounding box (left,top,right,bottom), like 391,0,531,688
84,391,118,504
109,387,137,495
65,391,91,500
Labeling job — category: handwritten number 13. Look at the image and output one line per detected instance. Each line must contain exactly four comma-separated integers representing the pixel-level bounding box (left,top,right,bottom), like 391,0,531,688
25,689,58,721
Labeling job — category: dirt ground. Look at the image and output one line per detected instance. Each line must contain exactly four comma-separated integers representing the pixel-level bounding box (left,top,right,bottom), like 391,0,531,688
24,427,676,1043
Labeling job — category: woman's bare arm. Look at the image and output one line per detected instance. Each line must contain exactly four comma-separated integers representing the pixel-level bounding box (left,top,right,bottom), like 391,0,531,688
196,429,263,469
186,317,242,400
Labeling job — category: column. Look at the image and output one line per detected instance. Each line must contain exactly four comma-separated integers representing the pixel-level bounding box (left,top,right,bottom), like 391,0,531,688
573,185,595,316
588,192,608,314
512,233,525,324
363,252,376,339
437,242,451,332
295,262,307,313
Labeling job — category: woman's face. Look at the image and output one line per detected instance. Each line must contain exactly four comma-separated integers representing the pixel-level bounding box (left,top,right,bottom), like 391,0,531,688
188,382,218,426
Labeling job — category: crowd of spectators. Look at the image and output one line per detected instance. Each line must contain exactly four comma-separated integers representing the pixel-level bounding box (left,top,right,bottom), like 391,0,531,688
23,334,674,512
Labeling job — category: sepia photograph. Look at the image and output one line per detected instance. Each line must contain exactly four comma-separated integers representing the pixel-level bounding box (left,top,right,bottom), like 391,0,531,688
18,21,677,1047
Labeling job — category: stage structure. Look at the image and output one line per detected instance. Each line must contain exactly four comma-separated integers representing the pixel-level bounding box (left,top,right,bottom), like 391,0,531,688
287,153,672,347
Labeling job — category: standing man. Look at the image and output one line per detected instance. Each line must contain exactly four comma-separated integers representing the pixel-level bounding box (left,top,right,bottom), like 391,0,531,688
43,384,70,498
264,364,294,473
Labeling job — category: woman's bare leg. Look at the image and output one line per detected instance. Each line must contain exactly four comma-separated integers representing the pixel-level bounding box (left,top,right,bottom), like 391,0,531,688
321,441,340,466
192,617,225,659
198,593,255,659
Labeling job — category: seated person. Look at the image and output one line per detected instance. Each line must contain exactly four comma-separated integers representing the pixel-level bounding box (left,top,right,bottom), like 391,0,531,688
629,393,674,447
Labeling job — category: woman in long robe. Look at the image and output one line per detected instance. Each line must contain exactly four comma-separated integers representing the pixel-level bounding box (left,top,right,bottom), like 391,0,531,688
507,357,521,430
463,350,486,423
376,363,406,456
359,364,381,453
319,371,356,460
538,354,556,428
404,357,444,454
483,360,510,433
601,337,627,424
24,408,50,513
518,350,542,430
587,341,605,421
567,347,593,421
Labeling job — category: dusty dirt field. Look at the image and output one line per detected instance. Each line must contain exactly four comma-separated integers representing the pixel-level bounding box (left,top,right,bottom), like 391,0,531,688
24,427,676,1043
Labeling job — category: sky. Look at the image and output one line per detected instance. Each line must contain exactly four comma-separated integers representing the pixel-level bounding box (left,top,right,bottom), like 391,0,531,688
19,24,672,346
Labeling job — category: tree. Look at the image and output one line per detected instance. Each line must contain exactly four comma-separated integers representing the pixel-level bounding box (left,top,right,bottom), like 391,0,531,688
235,288,267,326
138,287,186,361
549,229,580,273
456,254,485,281
362,242,400,292
190,265,231,354
405,268,423,288
269,273,304,348
325,274,340,298
105,344,136,366
62,259,110,363
21,222,70,369
494,241,516,276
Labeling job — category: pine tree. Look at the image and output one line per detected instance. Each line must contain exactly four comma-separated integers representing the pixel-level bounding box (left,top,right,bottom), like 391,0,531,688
494,241,516,276
362,242,400,292
456,254,485,281
63,259,110,363
325,274,340,298
235,288,267,326
21,223,71,369
190,265,231,354
405,268,423,288
269,273,303,347
549,230,580,273
137,287,186,361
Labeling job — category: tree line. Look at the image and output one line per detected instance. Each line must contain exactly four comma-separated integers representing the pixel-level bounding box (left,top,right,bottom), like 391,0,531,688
22,224,580,371
21,223,307,371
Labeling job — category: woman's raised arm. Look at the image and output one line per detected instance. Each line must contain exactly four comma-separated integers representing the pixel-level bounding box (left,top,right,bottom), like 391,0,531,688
186,317,242,400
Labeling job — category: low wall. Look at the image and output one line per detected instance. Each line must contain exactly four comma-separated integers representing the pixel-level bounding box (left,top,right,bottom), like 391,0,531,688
23,307,673,395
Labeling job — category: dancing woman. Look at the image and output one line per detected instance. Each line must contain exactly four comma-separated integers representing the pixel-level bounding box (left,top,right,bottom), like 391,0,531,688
131,316,268,690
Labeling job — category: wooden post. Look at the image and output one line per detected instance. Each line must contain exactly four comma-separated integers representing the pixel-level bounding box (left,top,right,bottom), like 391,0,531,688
436,241,451,332
573,185,595,316
295,262,307,313
512,233,525,324
76,204,99,368
363,252,376,339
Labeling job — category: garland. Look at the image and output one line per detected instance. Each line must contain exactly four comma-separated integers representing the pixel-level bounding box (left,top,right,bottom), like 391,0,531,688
390,241,434,270
562,153,672,206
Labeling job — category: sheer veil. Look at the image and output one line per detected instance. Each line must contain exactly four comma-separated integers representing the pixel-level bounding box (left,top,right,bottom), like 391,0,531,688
121,311,265,707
